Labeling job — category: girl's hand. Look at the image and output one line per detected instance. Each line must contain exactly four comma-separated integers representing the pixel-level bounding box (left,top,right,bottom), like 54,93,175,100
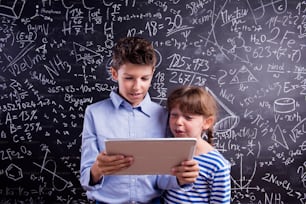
172,159,199,186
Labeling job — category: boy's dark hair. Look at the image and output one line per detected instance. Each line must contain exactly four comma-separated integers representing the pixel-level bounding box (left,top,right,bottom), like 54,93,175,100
112,37,156,70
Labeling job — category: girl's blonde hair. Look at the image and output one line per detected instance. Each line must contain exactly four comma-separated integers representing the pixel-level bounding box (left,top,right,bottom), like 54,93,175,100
167,86,218,144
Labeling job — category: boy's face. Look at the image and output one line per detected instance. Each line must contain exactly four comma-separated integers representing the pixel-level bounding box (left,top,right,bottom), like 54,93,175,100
111,62,154,107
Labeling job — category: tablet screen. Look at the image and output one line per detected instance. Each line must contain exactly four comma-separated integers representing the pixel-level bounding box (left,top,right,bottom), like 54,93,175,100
105,138,196,175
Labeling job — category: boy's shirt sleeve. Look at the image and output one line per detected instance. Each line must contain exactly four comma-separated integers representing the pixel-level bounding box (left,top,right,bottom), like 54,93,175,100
79,106,104,190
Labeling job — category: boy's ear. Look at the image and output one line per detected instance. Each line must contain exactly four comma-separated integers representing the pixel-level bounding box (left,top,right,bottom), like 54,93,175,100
203,116,214,130
111,67,118,80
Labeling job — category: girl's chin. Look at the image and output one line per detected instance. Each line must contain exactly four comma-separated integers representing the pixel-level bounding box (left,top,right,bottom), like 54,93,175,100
174,134,187,138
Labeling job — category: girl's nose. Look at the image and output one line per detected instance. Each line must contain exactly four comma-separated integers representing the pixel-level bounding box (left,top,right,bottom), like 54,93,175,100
175,116,183,125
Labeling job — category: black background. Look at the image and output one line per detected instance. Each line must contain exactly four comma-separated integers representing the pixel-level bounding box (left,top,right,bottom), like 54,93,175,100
0,0,305,203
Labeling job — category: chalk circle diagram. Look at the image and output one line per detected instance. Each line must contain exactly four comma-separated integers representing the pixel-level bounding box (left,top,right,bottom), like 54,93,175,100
206,87,240,132
154,49,162,69
274,97,296,113
215,115,240,133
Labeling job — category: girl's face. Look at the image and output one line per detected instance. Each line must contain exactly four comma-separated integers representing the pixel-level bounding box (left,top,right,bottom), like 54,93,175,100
169,105,212,139
111,62,154,107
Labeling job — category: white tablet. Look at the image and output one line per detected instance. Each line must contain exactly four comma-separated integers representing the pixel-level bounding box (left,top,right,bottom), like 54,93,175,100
105,138,196,175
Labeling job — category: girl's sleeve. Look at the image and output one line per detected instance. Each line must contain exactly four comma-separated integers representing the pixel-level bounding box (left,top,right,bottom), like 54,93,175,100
210,164,231,204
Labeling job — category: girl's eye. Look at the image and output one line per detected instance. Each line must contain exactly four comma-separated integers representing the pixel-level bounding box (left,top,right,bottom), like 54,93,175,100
142,77,150,81
170,113,178,118
185,116,193,120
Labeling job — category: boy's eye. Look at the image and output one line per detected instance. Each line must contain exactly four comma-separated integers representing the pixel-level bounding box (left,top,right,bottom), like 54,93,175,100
141,77,150,81
124,77,150,81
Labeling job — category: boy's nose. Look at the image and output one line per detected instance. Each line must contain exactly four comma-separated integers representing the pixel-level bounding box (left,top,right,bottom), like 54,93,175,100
132,80,141,90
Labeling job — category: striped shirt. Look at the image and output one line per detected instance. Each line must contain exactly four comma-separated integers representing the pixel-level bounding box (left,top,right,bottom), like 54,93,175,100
163,149,231,204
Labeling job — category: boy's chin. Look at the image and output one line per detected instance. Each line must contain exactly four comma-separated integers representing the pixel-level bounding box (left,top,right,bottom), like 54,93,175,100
128,99,142,106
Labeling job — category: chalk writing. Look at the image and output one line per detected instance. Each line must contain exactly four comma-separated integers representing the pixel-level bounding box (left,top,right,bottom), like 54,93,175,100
0,0,305,203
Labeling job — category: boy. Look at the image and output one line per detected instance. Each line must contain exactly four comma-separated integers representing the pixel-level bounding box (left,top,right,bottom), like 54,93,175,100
80,37,199,203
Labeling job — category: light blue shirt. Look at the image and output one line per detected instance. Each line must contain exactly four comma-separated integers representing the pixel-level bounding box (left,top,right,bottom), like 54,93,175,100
80,90,181,203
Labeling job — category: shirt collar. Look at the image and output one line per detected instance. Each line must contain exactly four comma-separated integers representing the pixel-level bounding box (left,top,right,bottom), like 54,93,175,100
110,90,152,117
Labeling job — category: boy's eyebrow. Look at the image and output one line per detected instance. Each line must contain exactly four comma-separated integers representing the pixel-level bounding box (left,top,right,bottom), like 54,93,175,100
122,73,153,77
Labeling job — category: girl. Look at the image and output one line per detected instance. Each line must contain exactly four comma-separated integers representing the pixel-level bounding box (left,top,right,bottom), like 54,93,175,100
163,86,231,204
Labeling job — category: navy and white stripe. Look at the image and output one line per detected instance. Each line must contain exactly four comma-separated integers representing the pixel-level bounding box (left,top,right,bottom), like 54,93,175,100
163,149,231,204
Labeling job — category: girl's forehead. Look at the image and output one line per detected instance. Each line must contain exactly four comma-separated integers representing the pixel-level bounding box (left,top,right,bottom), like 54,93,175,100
171,102,202,115
171,105,189,113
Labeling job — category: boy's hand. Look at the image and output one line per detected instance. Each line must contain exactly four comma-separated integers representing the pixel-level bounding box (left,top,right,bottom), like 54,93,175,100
90,151,133,183
171,159,199,186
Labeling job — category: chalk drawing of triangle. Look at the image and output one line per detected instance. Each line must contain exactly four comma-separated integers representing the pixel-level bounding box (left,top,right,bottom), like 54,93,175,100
271,124,289,150
230,65,258,84
206,87,240,132
290,117,306,143
0,0,25,19
73,42,103,62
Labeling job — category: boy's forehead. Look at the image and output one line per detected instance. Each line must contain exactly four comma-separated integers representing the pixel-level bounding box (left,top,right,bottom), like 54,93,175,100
118,63,154,74
122,72,153,77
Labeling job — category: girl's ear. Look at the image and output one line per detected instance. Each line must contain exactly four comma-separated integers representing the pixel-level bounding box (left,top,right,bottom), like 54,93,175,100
111,67,118,81
203,116,214,130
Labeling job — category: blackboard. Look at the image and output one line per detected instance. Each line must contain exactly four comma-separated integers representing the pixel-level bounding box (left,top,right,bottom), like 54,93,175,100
0,0,305,203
